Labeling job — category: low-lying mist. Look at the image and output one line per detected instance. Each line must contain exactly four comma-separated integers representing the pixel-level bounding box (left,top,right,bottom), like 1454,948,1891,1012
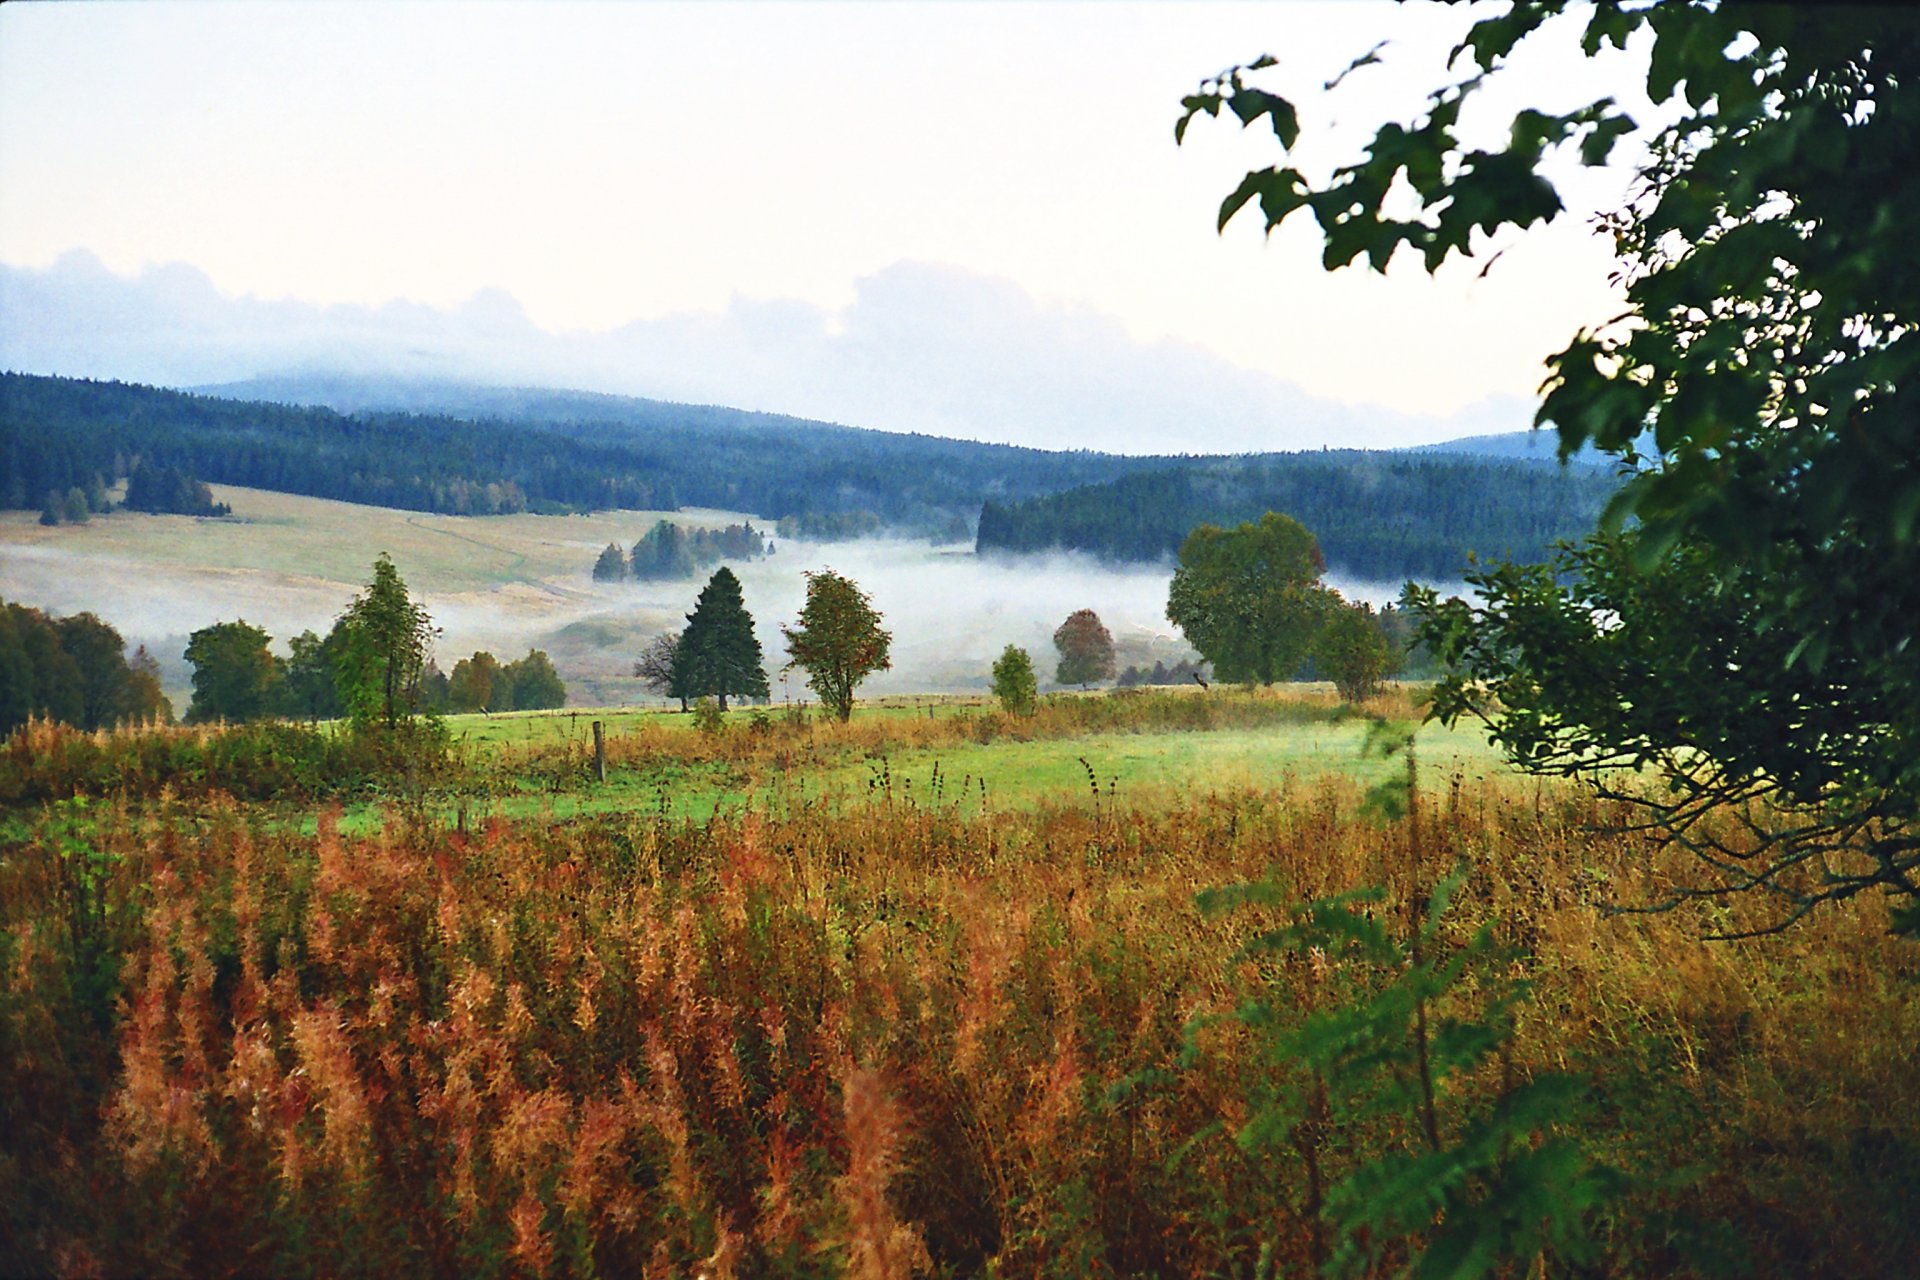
2,507,1425,708
542,539,1423,703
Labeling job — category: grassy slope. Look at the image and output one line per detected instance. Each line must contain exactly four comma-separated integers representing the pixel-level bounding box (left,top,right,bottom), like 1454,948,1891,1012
0,485,754,705
412,688,1502,831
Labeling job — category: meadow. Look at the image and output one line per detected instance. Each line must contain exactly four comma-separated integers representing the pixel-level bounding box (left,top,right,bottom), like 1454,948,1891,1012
1,687,1915,1277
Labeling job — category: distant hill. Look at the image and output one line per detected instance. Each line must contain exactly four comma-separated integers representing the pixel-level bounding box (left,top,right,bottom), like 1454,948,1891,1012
976,452,1617,580
3,371,1178,534
6,370,1617,581
192,374,868,436
1409,427,1641,472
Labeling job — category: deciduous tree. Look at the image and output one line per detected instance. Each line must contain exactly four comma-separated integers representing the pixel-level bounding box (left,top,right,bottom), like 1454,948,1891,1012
502,649,566,711
634,631,689,711
184,619,280,724
448,652,504,713
333,554,436,730
1184,5,1920,927
1052,609,1116,688
1314,598,1396,704
782,570,890,722
991,644,1038,717
1166,512,1335,685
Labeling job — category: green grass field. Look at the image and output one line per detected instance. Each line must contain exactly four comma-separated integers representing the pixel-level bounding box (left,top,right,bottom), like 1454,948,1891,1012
373,687,1504,831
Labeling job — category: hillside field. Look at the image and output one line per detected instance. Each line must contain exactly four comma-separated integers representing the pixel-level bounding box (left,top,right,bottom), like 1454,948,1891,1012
2,685,1914,1277
0,484,1228,709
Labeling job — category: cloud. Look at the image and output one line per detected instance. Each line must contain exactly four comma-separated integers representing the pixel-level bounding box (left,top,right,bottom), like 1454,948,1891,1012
0,251,1530,452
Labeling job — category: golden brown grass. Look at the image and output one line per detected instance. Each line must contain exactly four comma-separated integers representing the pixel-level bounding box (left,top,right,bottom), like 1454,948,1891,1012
2,745,1916,1277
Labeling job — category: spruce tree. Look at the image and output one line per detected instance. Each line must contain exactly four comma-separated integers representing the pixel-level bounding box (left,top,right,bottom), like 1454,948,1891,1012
675,567,768,711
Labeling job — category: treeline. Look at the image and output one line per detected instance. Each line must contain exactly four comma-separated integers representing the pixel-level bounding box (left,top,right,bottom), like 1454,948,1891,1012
3,372,1176,528
0,600,172,733
976,453,1618,578
28,458,229,526
1,373,669,517
594,520,770,582
190,616,567,724
204,375,1182,533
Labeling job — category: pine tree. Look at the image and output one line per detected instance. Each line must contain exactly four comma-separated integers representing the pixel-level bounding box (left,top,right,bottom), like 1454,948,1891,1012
592,543,628,582
675,567,768,711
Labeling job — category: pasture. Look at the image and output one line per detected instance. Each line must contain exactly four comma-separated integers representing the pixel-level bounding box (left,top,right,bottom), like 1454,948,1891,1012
1,686,1914,1277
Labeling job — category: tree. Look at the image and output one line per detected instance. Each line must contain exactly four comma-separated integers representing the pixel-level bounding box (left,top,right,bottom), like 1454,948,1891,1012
61,487,89,524
277,627,346,722
1314,598,1396,704
125,644,172,724
1166,512,1335,685
418,659,451,714
676,567,769,712
990,645,1038,717
634,631,689,711
184,619,280,724
448,652,505,713
782,569,891,723
333,554,436,730
502,649,566,711
1052,609,1116,688
56,613,138,728
1182,6,1920,927
592,543,628,582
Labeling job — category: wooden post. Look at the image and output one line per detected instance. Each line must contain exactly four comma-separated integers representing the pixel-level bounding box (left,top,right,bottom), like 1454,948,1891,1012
592,720,606,783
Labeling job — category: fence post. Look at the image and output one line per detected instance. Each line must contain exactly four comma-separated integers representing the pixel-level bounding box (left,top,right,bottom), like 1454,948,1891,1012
592,720,606,783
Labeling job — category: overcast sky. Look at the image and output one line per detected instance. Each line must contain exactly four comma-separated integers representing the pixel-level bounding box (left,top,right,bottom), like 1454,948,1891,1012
0,1,1654,451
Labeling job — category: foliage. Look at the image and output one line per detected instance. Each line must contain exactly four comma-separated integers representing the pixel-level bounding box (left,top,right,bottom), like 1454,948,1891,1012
1182,5,1920,926
1316,599,1398,703
3,370,1165,531
1052,609,1117,688
978,452,1615,578
624,519,769,581
1193,867,1621,1276
0,601,169,733
276,626,347,722
634,631,689,711
1114,656,1210,689
1166,512,1337,685
183,619,280,724
332,554,436,730
592,541,628,581
122,459,228,517
989,644,1038,717
1415,536,1920,934
675,567,770,712
502,649,567,711
448,651,507,713
782,570,892,723
2,741,1916,1275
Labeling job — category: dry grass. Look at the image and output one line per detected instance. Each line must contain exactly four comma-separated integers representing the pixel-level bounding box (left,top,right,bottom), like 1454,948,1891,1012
2,732,1914,1276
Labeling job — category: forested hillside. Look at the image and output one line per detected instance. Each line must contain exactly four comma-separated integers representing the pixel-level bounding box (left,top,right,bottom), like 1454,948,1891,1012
7,372,1612,581
1,372,1169,529
1,373,671,515
976,454,1618,579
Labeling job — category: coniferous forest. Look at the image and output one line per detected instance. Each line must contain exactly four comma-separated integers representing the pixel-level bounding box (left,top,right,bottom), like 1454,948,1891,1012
976,454,1619,578
2,372,1614,582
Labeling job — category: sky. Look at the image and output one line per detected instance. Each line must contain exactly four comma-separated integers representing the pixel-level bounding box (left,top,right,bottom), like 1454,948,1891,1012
0,1,1655,452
